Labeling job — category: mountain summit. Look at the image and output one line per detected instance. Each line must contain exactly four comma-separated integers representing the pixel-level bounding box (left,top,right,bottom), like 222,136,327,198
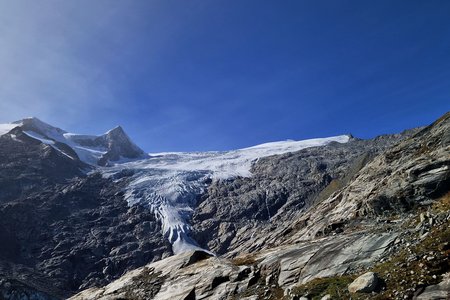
1,117,147,166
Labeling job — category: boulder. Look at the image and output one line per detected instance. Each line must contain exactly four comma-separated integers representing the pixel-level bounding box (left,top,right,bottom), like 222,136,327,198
348,272,380,293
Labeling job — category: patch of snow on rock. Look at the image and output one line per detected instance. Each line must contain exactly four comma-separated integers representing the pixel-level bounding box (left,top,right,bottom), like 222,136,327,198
0,123,18,136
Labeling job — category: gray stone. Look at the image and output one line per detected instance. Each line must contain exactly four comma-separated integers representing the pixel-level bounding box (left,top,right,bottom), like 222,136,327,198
415,272,450,300
348,272,380,293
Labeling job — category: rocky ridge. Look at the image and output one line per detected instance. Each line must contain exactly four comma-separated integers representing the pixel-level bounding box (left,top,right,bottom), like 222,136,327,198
8,117,147,166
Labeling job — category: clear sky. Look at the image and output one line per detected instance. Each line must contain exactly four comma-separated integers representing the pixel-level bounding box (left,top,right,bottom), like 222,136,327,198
0,1,449,152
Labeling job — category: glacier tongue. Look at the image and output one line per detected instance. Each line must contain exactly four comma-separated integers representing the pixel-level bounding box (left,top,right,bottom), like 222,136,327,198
102,135,350,254
121,168,211,254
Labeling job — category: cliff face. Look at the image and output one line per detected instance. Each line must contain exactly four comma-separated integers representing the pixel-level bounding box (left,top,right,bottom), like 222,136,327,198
0,113,449,300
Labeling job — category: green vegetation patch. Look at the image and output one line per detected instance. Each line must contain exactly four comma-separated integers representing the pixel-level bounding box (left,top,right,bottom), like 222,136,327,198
231,254,258,266
371,211,450,298
290,276,355,299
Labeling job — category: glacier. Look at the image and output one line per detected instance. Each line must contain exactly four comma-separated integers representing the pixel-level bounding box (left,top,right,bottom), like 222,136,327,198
0,118,350,254
102,136,350,254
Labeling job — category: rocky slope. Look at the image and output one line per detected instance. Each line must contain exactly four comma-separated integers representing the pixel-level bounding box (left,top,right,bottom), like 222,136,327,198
69,112,449,300
68,193,450,300
0,112,449,300
0,119,165,299
0,126,87,203
191,131,418,256
0,174,171,298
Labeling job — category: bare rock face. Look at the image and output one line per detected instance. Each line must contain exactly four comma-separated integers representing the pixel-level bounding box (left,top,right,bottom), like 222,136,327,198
348,272,380,293
261,232,396,289
67,231,394,299
0,172,171,298
0,127,87,203
284,112,450,243
68,250,255,300
96,126,147,166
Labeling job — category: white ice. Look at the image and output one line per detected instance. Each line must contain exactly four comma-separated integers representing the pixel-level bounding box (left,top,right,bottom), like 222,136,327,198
103,135,350,254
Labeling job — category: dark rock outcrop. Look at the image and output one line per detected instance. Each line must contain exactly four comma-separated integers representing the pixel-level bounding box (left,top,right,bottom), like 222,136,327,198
0,173,171,298
89,126,147,166
0,127,87,203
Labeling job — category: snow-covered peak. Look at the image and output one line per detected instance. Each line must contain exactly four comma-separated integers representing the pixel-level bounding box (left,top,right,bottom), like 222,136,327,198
0,117,61,138
14,117,67,136
1,118,146,166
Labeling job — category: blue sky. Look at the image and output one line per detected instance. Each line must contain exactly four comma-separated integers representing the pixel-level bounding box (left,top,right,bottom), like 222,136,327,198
0,1,449,152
